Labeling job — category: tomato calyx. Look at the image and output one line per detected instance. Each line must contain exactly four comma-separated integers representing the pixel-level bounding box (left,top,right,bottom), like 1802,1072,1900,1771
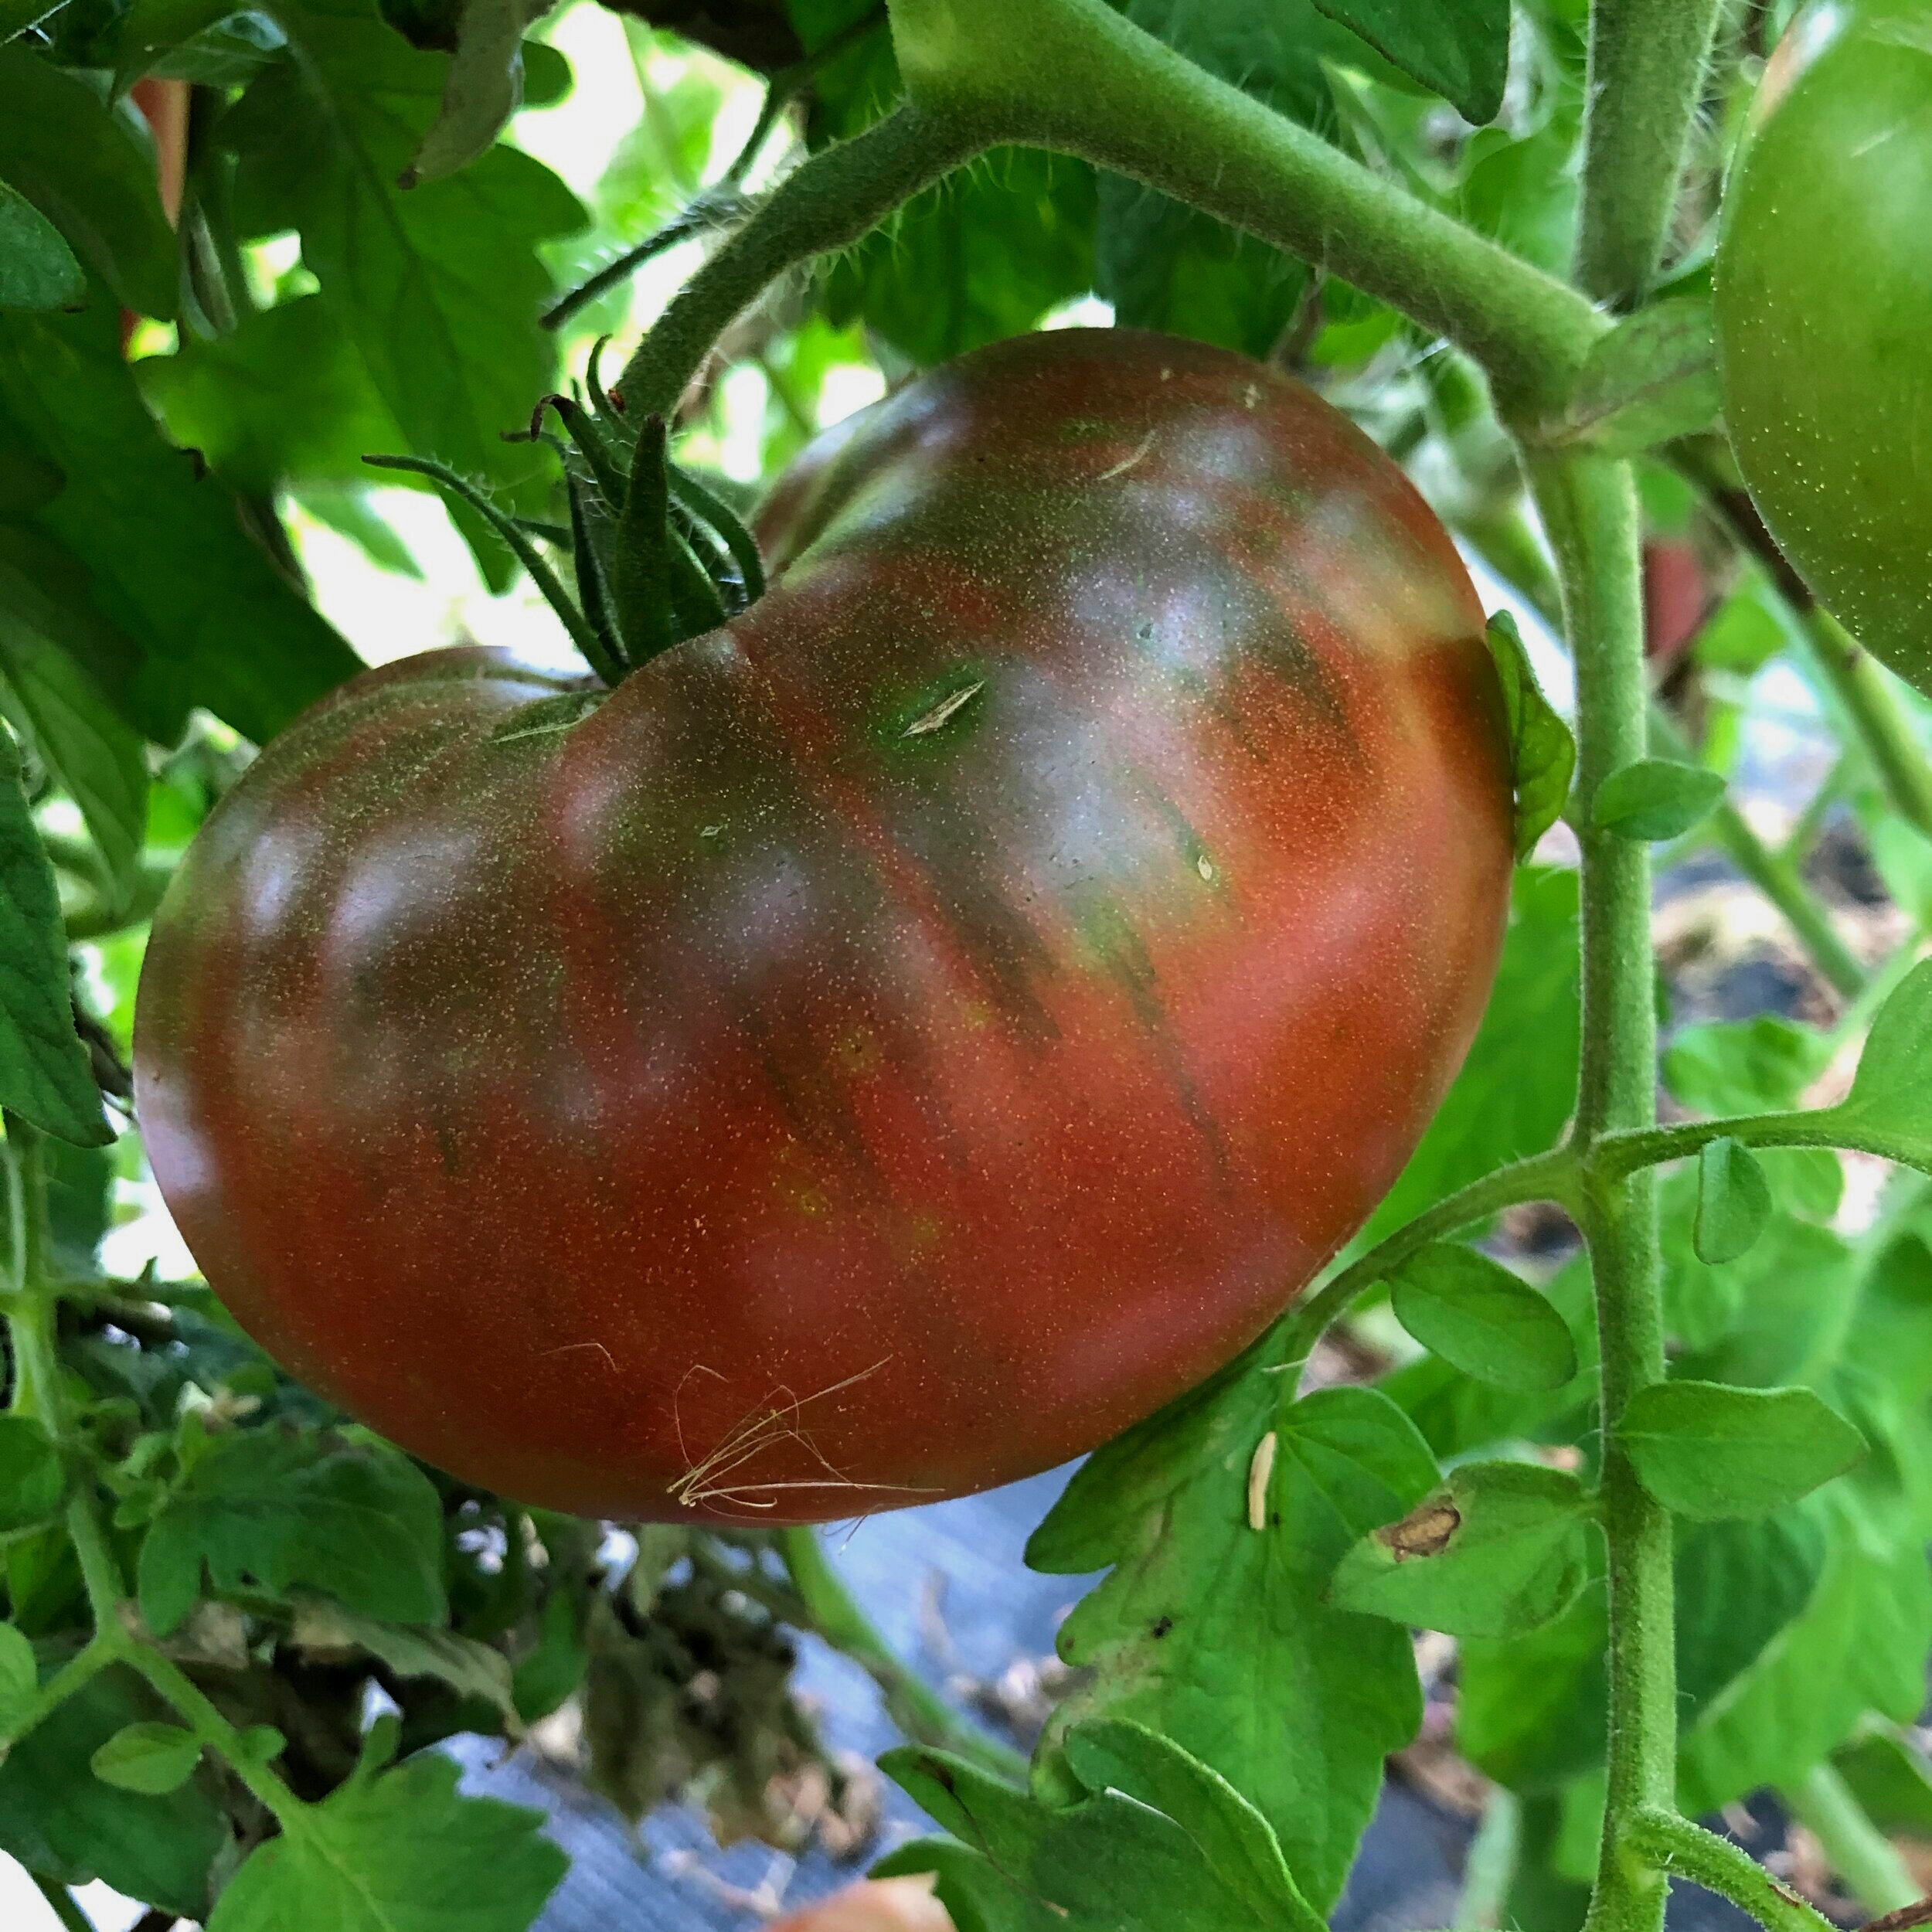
364,339,766,689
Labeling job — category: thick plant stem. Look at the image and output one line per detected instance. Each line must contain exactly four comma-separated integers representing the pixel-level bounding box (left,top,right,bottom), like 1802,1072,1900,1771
1623,1810,1837,1932
1525,450,1673,1932
1801,610,1932,841
1781,1764,1920,1915
885,0,1603,415
775,1527,1027,1784
614,105,982,422
1572,0,1724,304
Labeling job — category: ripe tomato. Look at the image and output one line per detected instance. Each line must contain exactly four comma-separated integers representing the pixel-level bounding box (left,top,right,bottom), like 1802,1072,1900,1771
1714,0,1932,694
134,329,1512,1522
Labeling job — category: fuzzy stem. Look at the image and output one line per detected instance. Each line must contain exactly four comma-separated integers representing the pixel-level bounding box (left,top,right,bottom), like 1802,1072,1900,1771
614,105,981,423
1623,1810,1838,1932
775,1527,1027,1785
1571,0,1726,306
1801,611,1932,842
1282,1148,1581,1364
119,1642,301,1822
1781,1765,1921,1916
1524,449,1672,1932
1593,1104,1925,1181
885,0,1603,417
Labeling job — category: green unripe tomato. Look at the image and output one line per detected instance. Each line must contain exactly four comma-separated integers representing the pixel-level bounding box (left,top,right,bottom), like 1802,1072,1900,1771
1714,0,1932,693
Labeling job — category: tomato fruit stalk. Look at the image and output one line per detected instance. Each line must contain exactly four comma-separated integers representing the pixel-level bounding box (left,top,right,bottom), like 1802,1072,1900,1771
134,329,1512,1522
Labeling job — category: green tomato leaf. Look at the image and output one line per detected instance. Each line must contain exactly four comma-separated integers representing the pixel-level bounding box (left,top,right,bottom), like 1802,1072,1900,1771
1832,1730,1932,1839
1663,1014,1833,1116
224,0,585,571
114,0,257,83
1679,1481,1930,1811
1026,1373,1433,1913
206,1748,566,1932
873,1835,1069,1932
1387,1242,1579,1391
292,1597,519,1725
0,1621,35,1733
0,727,109,1145
1619,1380,1866,1519
0,46,176,319
1590,757,1726,842
827,150,1097,367
1309,0,1509,123
402,0,553,188
1549,298,1721,456
0,184,83,311
1694,1137,1771,1265
1826,958,1932,1172
0,1412,65,1530
0,533,148,908
90,1721,205,1795
510,1583,587,1724
137,1432,447,1636
0,1665,227,1919
0,303,362,747
1485,611,1576,860
882,1719,1322,1932
139,294,409,498
1096,0,1393,354
1330,1460,1593,1637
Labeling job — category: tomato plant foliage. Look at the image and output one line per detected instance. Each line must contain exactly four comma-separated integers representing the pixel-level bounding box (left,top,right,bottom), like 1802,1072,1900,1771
5,0,1932,1930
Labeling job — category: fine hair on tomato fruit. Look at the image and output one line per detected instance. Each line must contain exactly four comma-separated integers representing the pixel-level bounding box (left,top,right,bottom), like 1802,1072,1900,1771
134,328,1514,1522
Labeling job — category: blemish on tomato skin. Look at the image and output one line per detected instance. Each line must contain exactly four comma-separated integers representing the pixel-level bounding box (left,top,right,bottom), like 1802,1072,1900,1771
1149,1614,1173,1639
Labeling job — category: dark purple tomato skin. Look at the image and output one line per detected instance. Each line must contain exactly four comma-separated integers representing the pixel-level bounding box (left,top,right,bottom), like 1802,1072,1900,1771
134,329,1513,1523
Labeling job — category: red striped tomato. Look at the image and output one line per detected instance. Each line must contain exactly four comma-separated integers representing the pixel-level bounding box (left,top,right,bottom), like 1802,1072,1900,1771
134,329,1512,1522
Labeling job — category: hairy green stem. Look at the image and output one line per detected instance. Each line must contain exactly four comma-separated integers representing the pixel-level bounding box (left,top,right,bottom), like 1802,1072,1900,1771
614,104,981,423
1781,1764,1920,1916
885,0,1603,416
1622,1810,1837,1932
1801,610,1932,842
1525,449,1672,1932
120,1642,299,1821
775,1527,1027,1784
1594,1106,1920,1181
1282,1148,1581,1364
1572,0,1725,305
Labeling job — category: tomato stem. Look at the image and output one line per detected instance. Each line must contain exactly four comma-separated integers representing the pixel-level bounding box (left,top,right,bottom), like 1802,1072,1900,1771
613,104,982,424
1281,1147,1582,1369
883,0,1604,416
1801,608,1932,844
1523,448,1673,1932
1571,0,1726,308
1621,1810,1839,1932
